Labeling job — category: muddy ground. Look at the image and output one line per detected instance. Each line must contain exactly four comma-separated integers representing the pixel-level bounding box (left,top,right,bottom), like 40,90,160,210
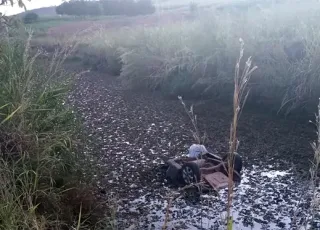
68,68,319,230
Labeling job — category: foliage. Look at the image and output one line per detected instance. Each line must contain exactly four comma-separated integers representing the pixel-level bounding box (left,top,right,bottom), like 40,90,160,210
189,2,198,16
56,0,103,17
0,28,105,229
23,12,38,24
56,0,155,17
132,0,156,16
101,2,320,114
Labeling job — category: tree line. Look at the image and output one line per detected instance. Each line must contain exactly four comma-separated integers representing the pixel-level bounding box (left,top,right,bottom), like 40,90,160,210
56,0,156,17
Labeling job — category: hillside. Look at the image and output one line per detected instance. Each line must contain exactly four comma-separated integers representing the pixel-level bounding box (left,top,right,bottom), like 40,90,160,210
16,6,57,17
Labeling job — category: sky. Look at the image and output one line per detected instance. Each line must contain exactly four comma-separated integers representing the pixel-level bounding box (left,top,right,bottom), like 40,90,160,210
0,0,63,15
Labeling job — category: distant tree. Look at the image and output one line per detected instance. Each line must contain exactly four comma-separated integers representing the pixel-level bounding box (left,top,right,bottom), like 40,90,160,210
23,12,38,24
189,2,198,14
135,0,155,15
56,0,103,17
84,1,103,16
101,0,155,16
56,0,155,17
100,0,123,16
188,2,198,19
56,2,66,15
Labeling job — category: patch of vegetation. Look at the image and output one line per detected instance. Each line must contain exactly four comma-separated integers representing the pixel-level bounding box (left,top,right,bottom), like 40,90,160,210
56,0,155,17
56,1,103,17
85,1,320,114
23,12,39,24
26,16,79,33
0,26,111,229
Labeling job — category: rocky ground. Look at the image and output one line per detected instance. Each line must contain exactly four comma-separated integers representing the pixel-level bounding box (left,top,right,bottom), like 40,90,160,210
68,69,319,230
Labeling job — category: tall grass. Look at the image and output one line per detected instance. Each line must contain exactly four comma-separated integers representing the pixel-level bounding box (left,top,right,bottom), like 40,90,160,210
174,41,256,230
85,1,320,113
226,39,257,229
0,27,104,230
307,99,320,228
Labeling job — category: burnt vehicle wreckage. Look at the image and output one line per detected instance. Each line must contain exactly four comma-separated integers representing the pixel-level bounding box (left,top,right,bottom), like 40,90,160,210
165,145,243,197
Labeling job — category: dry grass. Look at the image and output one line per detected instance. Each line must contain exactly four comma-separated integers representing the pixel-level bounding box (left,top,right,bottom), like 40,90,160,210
73,1,320,114
0,26,113,230
226,39,257,229
178,96,207,144
173,40,256,230
307,99,320,227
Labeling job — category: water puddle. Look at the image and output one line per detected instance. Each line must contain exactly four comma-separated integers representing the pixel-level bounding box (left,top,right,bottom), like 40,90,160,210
118,166,313,229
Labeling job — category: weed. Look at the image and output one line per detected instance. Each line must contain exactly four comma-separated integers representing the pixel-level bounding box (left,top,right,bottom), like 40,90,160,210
226,39,257,229
178,96,206,144
85,1,320,114
173,40,256,230
306,99,320,228
0,27,106,230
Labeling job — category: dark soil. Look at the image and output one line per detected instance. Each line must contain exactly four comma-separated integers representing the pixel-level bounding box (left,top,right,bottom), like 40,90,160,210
68,68,317,229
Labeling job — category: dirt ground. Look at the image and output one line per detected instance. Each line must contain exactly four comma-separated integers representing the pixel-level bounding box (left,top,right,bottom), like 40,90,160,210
67,66,318,229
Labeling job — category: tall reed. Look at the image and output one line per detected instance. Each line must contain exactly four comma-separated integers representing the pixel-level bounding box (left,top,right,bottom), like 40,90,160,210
226,39,257,229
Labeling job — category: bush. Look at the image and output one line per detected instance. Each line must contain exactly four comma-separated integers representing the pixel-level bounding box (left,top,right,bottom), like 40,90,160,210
0,29,104,229
132,0,156,16
96,2,320,114
189,2,198,16
56,0,155,17
56,0,103,16
75,43,122,75
23,12,39,24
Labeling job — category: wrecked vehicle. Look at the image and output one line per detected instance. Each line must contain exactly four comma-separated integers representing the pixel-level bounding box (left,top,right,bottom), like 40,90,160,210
166,145,242,191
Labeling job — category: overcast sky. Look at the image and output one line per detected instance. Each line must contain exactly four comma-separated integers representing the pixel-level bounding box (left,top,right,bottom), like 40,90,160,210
0,0,63,15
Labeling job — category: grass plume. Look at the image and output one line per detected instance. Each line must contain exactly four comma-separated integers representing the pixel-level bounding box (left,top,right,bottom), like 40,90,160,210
178,96,206,144
226,39,257,229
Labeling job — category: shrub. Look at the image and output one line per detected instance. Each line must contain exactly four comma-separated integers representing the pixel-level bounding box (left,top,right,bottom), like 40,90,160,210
134,0,156,15
189,2,198,16
56,2,69,15
56,0,103,16
0,28,104,229
107,1,320,114
23,12,38,24
56,0,155,17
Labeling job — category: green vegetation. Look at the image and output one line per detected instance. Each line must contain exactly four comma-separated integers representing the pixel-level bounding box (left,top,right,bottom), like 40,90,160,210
56,0,155,17
79,1,320,114
0,26,106,229
26,16,80,33
56,1,103,16
23,12,39,24
4,0,320,228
